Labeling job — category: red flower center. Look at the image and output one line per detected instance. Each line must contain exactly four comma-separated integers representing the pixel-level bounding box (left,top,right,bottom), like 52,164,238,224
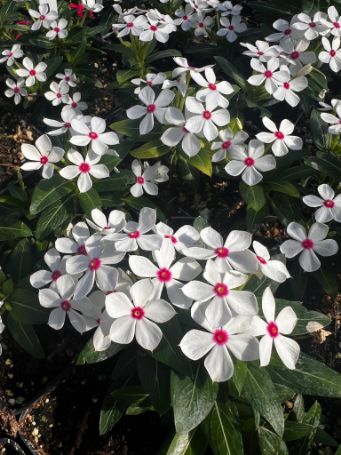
302,238,314,250
56,92,62,98
208,83,217,91
64,122,71,128
157,267,172,282
198,22,204,28
203,110,212,120
137,176,144,184
29,69,36,76
39,15,46,20
214,282,228,297
283,82,290,89
324,199,335,208
89,131,98,140
89,258,101,271
128,230,140,239
77,244,87,255
147,103,156,113
146,80,153,86
291,50,300,59
213,328,229,345
51,270,62,281
54,27,60,33
79,162,90,173
275,131,285,140
264,70,273,78
284,28,292,35
182,126,189,133
8,52,13,57
131,306,144,320
256,255,267,265
257,51,264,56
65,76,70,81
333,21,341,29
309,21,316,28
61,300,71,312
244,157,255,167
150,25,158,31
71,101,77,108
14,86,20,93
267,321,279,338
127,22,134,28
330,50,336,57
222,140,232,149
165,234,177,244
40,155,49,165
183,15,188,20
228,25,234,30
215,247,229,258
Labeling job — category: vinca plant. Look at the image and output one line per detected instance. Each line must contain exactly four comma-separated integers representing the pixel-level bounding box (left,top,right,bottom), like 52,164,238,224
0,0,341,453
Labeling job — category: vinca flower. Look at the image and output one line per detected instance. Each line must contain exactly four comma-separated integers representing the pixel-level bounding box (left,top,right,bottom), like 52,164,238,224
241,41,280,62
63,92,88,114
303,184,341,223
211,128,249,163
131,73,166,94
0,44,23,66
44,81,70,106
272,68,308,107
28,4,58,30
4,78,27,105
46,19,69,40
252,241,290,283
112,14,146,37
87,209,126,235
191,67,233,108
217,16,247,42
318,37,341,72
321,103,341,134
43,109,77,136
256,117,303,157
155,222,200,253
247,58,288,95
56,69,77,87
130,160,169,198
30,249,68,289
55,222,98,255
16,58,47,87
292,12,327,41
266,18,302,45
322,6,341,37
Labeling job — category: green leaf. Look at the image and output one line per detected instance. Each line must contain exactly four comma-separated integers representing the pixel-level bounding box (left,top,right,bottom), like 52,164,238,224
170,367,218,434
7,314,44,358
239,182,266,211
35,201,71,239
162,429,207,455
99,391,125,435
193,216,209,232
130,140,170,159
76,338,123,365
45,56,63,78
189,149,212,176
30,175,75,215
116,69,139,85
0,221,32,241
147,49,182,63
214,56,247,89
305,154,341,180
78,188,102,216
269,353,341,398
9,287,47,325
258,427,288,455
242,364,284,436
109,119,141,137
8,238,33,282
94,170,134,192
264,181,300,198
232,360,248,395
203,401,244,455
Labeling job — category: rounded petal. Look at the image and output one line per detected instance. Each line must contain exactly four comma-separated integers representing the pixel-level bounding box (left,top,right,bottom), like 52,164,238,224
135,318,162,351
110,316,136,344
204,345,234,382
259,335,273,366
180,329,214,360
274,335,300,369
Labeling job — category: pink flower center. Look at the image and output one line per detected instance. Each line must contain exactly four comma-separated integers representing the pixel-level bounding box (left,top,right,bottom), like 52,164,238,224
324,199,335,208
214,282,228,297
291,50,300,59
40,155,49,165
79,162,90,173
208,83,217,91
267,321,279,338
284,28,292,35
213,328,229,345
165,235,177,244
89,258,101,271
147,103,156,113
256,255,267,265
222,140,232,149
309,21,316,28
8,51,13,57
257,51,264,56
146,80,153,86
203,110,212,120
182,126,189,133
150,25,158,31
183,15,188,20
64,122,71,128
127,22,134,28
29,69,36,76
61,300,71,312
264,70,273,78
215,247,229,258
128,230,140,239
51,270,62,281
157,267,172,282
244,157,255,167
198,22,204,28
275,131,285,140
54,27,60,33
302,238,314,250
56,92,62,98
14,86,20,93
283,82,290,89
89,131,98,140
71,101,78,108
333,21,341,29
330,50,336,57
77,244,87,255
39,15,46,20
137,176,144,184
65,76,70,81
131,306,144,320
228,25,234,30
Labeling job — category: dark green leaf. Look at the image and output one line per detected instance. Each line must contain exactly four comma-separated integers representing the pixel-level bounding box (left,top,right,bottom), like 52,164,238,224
76,338,123,365
35,201,71,239
78,188,102,215
7,314,44,358
130,140,170,159
8,238,33,282
0,221,32,241
189,149,212,176
161,429,207,455
240,182,266,211
30,175,75,215
258,427,288,455
9,287,47,324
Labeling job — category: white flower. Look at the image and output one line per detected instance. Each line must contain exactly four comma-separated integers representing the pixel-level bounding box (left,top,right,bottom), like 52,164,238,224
321,103,341,134
30,248,67,289
280,222,339,272
130,159,168,198
185,97,230,141
46,19,69,40
59,150,109,193
162,73,187,97
131,72,166,94
161,107,201,157
303,184,341,223
139,20,171,43
211,128,248,163
113,14,146,37
247,58,287,95
193,16,213,37
225,138,276,186
82,0,104,13
272,68,308,107
217,15,247,42
251,287,299,369
39,275,87,333
56,69,77,87
183,227,257,274
180,309,259,382
55,221,97,255
104,207,163,252
252,241,290,283
44,81,70,106
321,6,341,37
319,37,341,72
172,57,214,78
175,5,195,31
292,12,327,41
28,4,58,30
21,134,64,179
256,117,303,157
106,279,175,351
280,40,316,76
66,244,124,299
241,40,280,62
129,241,202,309
219,1,243,16
155,222,200,252
127,86,175,135
43,109,77,136
16,58,47,87
4,78,27,105
191,67,233,108
70,116,119,156
266,18,302,45
87,208,126,234
0,44,23,66
63,92,88,114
